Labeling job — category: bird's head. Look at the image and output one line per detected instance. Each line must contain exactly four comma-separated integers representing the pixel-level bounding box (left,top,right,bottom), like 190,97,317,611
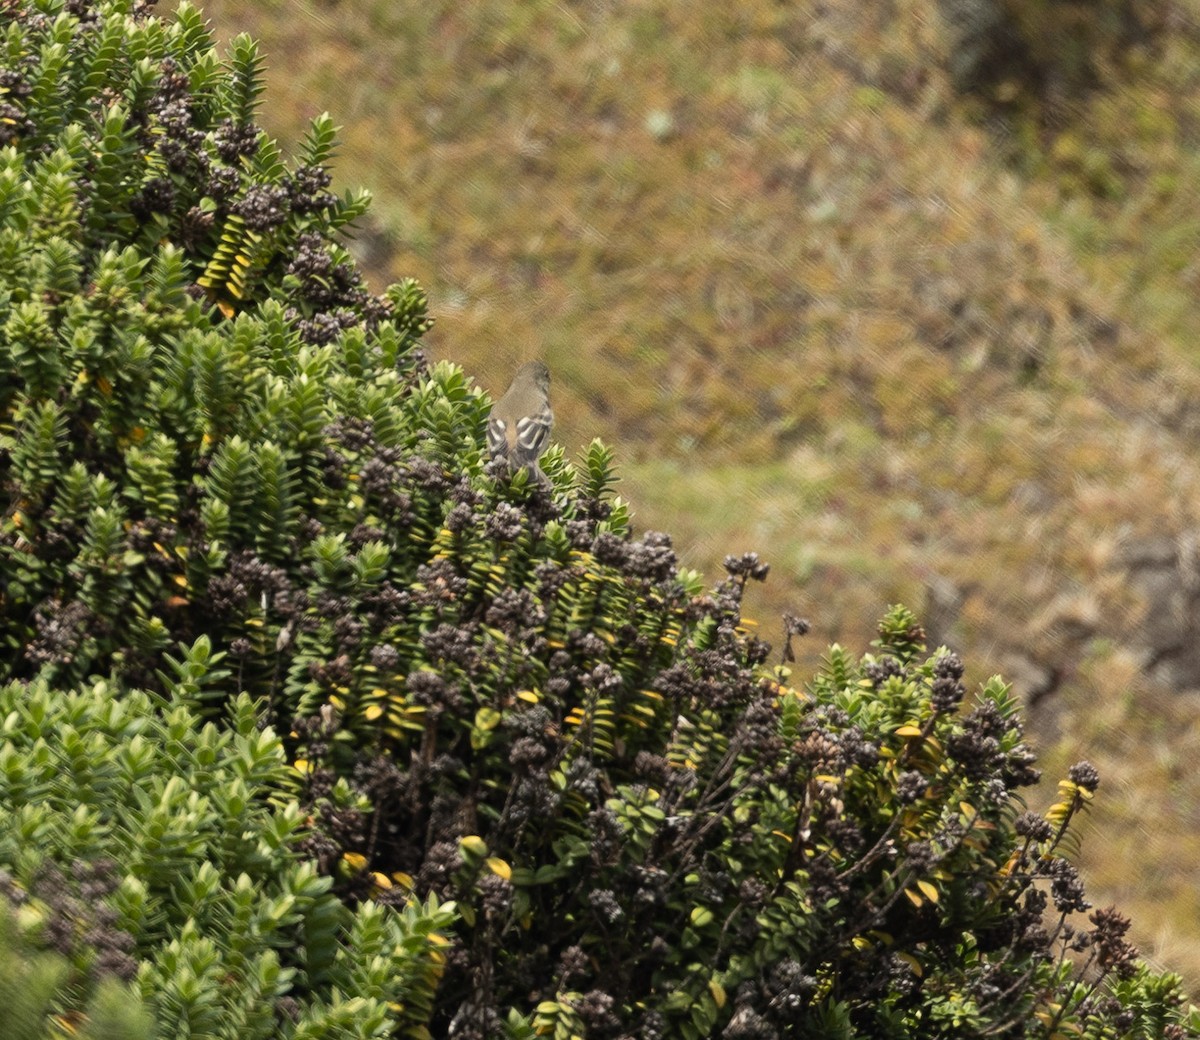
515,360,551,393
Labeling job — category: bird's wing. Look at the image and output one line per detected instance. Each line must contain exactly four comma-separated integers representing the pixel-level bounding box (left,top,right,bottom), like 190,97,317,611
513,406,553,462
486,414,510,458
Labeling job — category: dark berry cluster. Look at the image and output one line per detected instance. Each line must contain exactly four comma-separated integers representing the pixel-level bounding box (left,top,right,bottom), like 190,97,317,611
233,183,290,231
587,887,625,924
1068,759,1101,792
863,655,905,688
1013,809,1053,841
723,551,770,583
406,669,464,715
148,60,205,174
946,697,1040,787
286,164,337,214
1046,856,1091,914
282,232,394,342
130,175,176,220
568,989,620,1037
5,859,137,982
930,650,966,712
1090,906,1139,978
285,233,354,302
627,530,678,582
64,0,103,19
213,118,260,163
415,840,462,898
896,768,927,803
27,597,94,667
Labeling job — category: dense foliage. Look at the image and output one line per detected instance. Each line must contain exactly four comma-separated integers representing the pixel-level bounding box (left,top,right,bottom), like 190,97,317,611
0,0,1197,1038
0,899,154,1040
936,0,1167,122
0,672,454,1039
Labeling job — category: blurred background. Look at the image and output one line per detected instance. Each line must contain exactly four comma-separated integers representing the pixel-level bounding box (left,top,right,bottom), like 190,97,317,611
185,0,1200,984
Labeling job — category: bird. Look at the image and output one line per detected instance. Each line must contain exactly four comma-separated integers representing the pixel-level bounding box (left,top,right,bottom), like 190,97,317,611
487,361,553,485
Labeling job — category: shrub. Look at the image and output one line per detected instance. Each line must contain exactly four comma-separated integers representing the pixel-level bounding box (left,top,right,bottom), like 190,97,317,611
0,900,155,1040
935,0,1167,119
0,668,455,1039
0,1,1197,1038
0,0,434,687
318,597,1199,1039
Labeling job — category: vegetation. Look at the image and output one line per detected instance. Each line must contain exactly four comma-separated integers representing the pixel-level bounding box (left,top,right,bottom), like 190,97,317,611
936,0,1168,121
1,900,154,1040
0,677,454,1039
0,0,1198,1037
192,0,1200,979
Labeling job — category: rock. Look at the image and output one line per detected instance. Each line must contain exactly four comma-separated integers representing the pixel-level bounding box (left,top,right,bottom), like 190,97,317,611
1118,533,1200,690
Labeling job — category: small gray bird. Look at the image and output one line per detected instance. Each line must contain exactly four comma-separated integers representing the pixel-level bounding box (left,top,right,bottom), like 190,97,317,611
487,361,553,485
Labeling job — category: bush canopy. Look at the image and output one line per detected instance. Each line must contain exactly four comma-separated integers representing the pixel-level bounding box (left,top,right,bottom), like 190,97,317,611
0,1,1196,1038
